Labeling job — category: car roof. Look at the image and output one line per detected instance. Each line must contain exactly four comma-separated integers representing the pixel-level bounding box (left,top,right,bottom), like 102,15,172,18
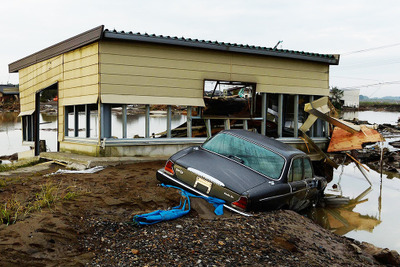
217,129,306,160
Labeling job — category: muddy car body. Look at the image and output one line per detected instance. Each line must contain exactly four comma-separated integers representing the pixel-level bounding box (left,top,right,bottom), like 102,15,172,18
156,129,327,214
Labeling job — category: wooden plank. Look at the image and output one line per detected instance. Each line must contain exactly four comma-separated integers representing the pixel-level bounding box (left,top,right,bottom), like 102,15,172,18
327,126,383,152
300,131,339,169
303,97,361,133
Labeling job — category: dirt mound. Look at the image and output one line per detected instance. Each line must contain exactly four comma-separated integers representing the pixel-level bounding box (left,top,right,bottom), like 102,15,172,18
0,161,396,266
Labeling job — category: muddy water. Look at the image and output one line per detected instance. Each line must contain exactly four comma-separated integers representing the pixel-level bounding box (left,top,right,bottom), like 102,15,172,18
308,110,400,251
0,111,186,157
0,112,29,157
308,162,400,251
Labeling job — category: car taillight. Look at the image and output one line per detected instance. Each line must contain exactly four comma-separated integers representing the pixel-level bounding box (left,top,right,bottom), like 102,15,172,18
164,160,175,175
232,196,248,210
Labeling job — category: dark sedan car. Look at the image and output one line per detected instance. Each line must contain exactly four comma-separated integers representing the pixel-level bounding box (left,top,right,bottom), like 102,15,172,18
156,129,327,215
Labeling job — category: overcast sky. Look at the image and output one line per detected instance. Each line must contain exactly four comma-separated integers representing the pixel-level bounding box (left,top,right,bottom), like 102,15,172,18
1,0,399,97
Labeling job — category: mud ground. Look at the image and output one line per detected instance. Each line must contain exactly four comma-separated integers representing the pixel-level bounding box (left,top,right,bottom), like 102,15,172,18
1,161,399,266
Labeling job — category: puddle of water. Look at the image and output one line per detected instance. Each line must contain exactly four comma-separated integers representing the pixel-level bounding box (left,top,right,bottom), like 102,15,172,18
308,162,400,251
306,110,400,251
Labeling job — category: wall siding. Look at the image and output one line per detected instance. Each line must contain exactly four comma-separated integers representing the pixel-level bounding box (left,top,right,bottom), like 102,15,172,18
18,42,100,142
99,40,330,106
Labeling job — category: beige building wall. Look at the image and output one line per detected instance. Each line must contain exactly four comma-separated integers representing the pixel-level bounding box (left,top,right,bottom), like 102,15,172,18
18,43,100,141
98,40,329,107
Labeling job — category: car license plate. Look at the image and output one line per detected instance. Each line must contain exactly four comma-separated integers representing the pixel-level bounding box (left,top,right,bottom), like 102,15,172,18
194,176,212,194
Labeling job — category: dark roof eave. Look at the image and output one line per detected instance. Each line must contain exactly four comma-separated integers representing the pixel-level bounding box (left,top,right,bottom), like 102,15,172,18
8,25,339,73
103,31,340,65
8,25,104,73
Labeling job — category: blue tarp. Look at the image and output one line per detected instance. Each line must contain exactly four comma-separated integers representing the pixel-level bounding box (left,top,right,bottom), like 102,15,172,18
133,184,225,225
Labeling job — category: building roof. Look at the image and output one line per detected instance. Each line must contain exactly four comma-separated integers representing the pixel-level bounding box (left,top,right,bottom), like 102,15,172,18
0,84,19,95
9,25,340,73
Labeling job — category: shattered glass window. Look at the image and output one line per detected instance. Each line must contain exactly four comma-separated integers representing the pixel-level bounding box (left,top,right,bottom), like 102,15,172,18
202,133,285,180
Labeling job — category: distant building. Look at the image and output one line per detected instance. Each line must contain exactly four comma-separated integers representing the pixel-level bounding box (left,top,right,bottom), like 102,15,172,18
341,89,360,108
0,84,19,104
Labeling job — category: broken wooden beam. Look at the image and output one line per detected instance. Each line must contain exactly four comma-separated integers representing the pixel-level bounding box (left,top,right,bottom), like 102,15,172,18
300,96,361,134
328,125,383,152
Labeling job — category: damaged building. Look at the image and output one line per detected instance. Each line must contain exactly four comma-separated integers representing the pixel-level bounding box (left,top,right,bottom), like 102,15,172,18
9,25,340,158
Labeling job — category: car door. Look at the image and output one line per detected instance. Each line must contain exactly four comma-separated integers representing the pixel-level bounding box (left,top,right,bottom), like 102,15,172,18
287,157,308,210
303,157,318,199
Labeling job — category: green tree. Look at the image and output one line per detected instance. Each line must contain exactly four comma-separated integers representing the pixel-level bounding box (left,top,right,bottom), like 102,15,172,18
330,87,344,110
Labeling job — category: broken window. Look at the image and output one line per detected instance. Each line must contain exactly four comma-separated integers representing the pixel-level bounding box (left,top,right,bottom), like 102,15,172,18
203,80,256,117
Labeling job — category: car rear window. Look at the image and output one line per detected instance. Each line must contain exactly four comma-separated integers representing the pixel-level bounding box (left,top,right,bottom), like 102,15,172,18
202,133,285,180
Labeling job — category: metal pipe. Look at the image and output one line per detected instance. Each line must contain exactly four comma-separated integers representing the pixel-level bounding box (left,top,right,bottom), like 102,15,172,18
187,106,192,138
167,105,172,138
145,105,150,138
294,95,299,138
261,93,267,135
122,104,127,138
278,94,283,137
86,104,90,138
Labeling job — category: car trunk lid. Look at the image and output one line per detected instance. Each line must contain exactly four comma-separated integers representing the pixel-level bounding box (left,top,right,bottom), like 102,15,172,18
174,149,267,196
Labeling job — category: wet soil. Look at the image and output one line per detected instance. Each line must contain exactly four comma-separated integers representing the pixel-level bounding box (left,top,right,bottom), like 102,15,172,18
1,161,398,266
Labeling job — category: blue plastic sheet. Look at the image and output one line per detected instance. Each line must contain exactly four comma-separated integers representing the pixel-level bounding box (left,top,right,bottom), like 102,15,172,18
133,184,225,225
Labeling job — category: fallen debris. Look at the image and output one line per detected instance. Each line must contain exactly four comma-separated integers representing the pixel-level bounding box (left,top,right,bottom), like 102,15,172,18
300,96,361,134
133,184,225,225
328,125,382,152
45,166,105,176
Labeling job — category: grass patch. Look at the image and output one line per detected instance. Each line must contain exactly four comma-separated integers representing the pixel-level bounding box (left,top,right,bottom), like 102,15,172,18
32,182,60,211
0,197,23,225
0,181,80,225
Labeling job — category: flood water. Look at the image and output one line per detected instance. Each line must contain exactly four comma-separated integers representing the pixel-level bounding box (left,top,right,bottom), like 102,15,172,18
308,110,400,251
0,111,186,157
1,110,400,250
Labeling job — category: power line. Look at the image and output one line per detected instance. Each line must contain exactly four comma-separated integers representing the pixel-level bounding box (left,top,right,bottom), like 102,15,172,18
341,42,400,56
331,75,380,82
339,80,400,90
